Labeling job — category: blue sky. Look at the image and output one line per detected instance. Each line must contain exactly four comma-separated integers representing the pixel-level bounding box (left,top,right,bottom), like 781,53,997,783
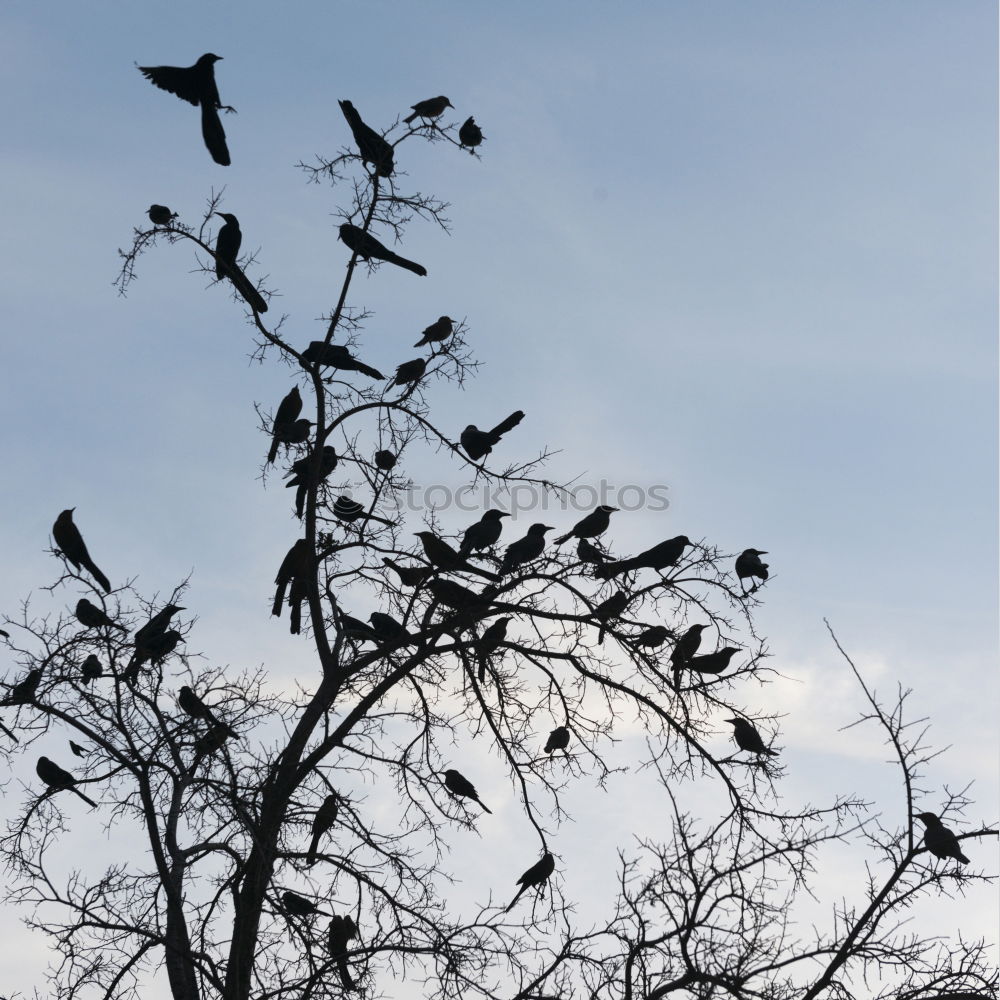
0,2,996,993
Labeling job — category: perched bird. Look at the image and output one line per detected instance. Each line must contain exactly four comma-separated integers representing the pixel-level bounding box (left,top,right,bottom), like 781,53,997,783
475,617,510,682
392,358,426,387
404,95,453,124
443,768,492,813
36,756,97,807
544,726,570,755
686,647,739,676
75,599,127,633
368,612,412,645
148,204,177,226
500,523,553,576
141,629,183,665
592,591,630,645
915,812,970,864
382,558,431,588
286,446,338,519
577,537,607,565
339,223,427,277
267,386,304,464
460,509,510,557
69,740,87,757
281,890,328,918
127,603,185,680
726,717,777,757
306,792,340,866
461,411,525,462
554,505,618,546
426,578,493,614
597,535,692,579
631,625,670,649
327,914,358,991
1,669,41,706
178,686,224,728
137,53,232,165
459,116,484,148
135,605,185,647
273,539,311,620
52,509,111,593
505,851,555,912
736,549,769,593
670,624,708,667
301,341,384,379
415,531,494,578
374,450,396,471
80,655,103,683
338,99,394,177
213,212,268,313
414,316,453,348
333,496,394,528
193,721,237,756
339,613,380,644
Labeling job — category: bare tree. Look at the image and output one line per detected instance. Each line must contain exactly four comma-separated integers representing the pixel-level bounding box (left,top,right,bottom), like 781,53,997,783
0,96,995,1000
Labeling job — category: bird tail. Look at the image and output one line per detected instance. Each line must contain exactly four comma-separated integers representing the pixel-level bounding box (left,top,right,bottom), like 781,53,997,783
594,561,625,579
403,111,419,124
73,786,98,808
290,598,302,635
490,411,525,438
306,831,321,867
553,532,572,545
479,800,492,815
338,100,361,130
267,436,281,465
226,264,269,314
0,719,19,743
272,582,288,618
386,252,427,277
413,335,429,347
295,485,307,520
357,363,385,380
504,885,527,913
477,655,487,683
956,848,971,864
200,101,231,166
83,559,112,594
336,958,356,991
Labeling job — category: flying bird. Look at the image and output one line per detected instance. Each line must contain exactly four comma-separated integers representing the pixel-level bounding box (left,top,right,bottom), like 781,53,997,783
414,316,453,347
505,850,555,912
404,95,453,124
459,116,484,148
339,223,427,276
52,509,111,593
461,411,525,462
338,99,394,177
914,811,970,864
726,717,777,757
137,53,233,165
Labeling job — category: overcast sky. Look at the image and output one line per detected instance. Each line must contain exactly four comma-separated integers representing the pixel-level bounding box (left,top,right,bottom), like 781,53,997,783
0,2,996,995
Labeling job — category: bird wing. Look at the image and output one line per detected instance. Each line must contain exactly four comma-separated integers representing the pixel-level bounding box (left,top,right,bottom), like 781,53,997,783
138,64,202,106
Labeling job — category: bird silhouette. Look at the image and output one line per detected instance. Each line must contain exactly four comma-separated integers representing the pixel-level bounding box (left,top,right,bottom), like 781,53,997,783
443,768,492,813
338,99,394,177
597,535,692,579
306,792,340,866
592,591,630,645
334,496,394,529
554,505,617,545
75,599,127,633
286,447,338,519
53,509,111,593
273,540,311,620
300,341,384,379
137,53,232,165
327,914,358,990
915,812,970,864
267,386,304,464
505,851,555,912
213,213,268,313
459,116,484,148
736,549,769,593
726,717,777,757
414,316,453,347
374,450,396,471
500,523,553,576
148,204,177,226
193,721,237,757
392,358,426,387
631,625,670,649
382,558,432,588
1,669,40,706
686,647,739,676
339,223,427,276
475,617,510,682
459,509,510,557
577,537,607,565
414,531,500,581
461,411,525,462
126,605,185,680
544,726,570,755
368,612,413,645
426,578,493,614
178,686,228,731
80,655,103,683
281,890,329,918
37,756,97,807
69,740,87,757
404,95,453,124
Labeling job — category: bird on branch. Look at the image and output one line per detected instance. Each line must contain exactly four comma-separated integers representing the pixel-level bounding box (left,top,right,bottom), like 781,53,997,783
37,756,97,808
915,812,970,864
592,591,630,645
338,99,394,177
392,357,426,387
75,599,127,633
461,411,525,462
285,447,338,519
213,213,268,313
1,670,40,706
414,531,500,581
500,523,553,576
281,890,329,918
301,341,384,379
327,914,358,991
53,509,111,593
460,509,510,557
306,792,340,866
475,617,510,682
726,717,777,758
554,505,617,546
596,535,692,579
459,116,484,148
148,204,177,226
736,548,769,594
382,558,432,588
505,851,555,912
267,386,303,464
544,726,570,755
414,315,453,347
80,655,103,683
442,768,492,813
404,95,453,124
339,223,427,276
